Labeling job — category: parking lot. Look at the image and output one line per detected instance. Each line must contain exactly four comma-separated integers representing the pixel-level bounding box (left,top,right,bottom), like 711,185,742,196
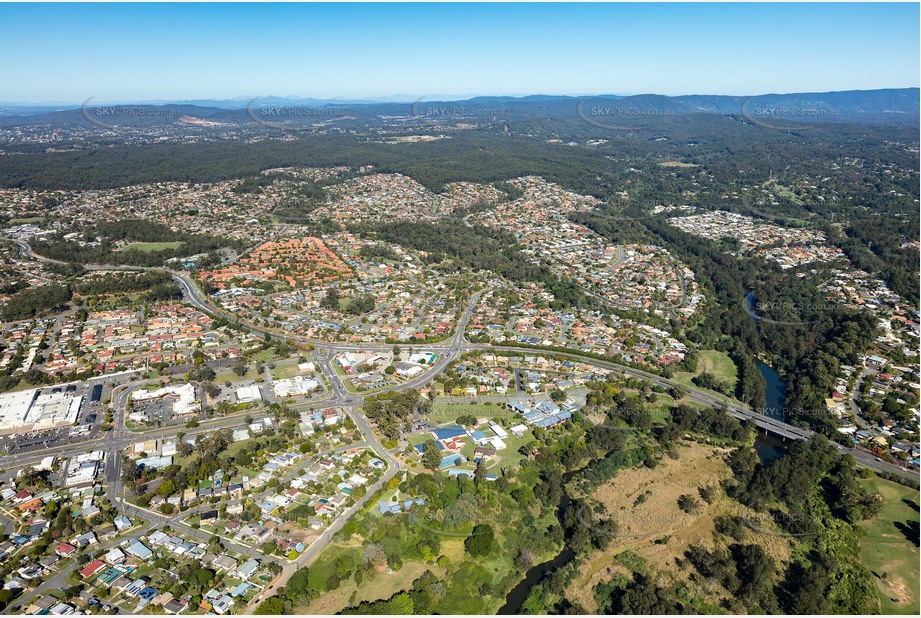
0,376,127,455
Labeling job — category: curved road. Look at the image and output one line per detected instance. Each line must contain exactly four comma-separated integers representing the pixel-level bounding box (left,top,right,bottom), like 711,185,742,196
3,238,917,613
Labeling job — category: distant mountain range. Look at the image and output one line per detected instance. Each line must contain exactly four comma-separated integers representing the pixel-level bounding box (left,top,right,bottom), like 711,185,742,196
0,88,916,127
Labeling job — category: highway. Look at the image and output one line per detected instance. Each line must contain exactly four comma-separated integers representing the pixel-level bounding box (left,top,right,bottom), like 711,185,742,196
4,258,914,482
3,239,917,613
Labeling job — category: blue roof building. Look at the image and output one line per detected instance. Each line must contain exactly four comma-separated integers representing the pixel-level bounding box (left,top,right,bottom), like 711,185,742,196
432,425,467,441
509,402,531,414
232,583,251,597
535,401,561,414
139,586,158,601
125,540,153,561
414,441,444,453
534,410,572,429
523,410,545,423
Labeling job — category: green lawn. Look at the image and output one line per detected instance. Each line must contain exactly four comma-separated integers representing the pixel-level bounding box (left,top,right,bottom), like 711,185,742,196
5,217,45,226
673,350,738,391
649,394,676,423
430,401,517,421
124,420,148,433
272,362,300,379
407,433,432,448
214,366,263,383
766,180,804,206
249,348,276,363
858,476,920,614
115,241,184,253
307,545,362,592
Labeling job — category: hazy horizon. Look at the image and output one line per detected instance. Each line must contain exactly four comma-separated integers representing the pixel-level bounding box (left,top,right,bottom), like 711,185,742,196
3,86,920,108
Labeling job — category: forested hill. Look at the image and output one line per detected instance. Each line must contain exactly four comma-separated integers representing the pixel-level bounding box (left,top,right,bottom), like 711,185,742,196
2,87,917,127
0,116,917,195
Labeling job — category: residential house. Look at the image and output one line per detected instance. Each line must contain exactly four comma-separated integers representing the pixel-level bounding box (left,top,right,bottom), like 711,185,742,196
78,560,106,579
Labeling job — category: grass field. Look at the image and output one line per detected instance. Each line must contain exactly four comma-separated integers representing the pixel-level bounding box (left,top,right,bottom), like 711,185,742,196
306,545,363,592
567,442,748,612
298,560,442,614
115,241,183,252
649,394,676,423
858,476,920,614
124,420,148,433
249,348,276,363
214,366,263,384
430,401,514,420
763,179,804,206
673,350,738,392
5,217,45,225
272,362,301,379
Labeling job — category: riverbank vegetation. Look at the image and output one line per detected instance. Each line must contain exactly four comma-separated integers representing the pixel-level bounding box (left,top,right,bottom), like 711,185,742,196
581,206,882,440
514,381,889,615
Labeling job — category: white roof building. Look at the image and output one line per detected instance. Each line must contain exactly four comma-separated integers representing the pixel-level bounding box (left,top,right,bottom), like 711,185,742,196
510,424,528,436
132,383,198,417
235,384,262,404
489,423,508,438
273,376,320,398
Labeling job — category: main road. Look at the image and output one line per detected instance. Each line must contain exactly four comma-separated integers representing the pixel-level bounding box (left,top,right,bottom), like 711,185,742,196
4,249,913,482
4,239,917,613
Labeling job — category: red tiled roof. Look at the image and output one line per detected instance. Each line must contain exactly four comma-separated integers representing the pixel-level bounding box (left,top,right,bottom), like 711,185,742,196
55,542,76,556
79,560,106,578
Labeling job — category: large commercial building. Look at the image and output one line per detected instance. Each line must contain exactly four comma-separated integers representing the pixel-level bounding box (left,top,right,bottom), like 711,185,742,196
0,387,82,433
272,376,320,398
131,383,199,418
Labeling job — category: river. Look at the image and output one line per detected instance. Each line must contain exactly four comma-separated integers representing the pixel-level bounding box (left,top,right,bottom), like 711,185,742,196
753,363,790,463
746,291,789,421
500,299,791,613
497,469,579,614
758,361,787,422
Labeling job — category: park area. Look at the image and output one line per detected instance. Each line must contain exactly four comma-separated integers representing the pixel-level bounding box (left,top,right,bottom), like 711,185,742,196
858,476,920,614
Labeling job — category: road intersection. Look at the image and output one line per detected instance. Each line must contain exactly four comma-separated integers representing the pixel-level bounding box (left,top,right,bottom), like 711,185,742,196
3,242,916,613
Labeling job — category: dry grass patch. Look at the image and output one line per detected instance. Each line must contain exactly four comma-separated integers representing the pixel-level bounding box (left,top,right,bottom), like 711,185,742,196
440,538,466,563
568,442,735,611
297,561,443,614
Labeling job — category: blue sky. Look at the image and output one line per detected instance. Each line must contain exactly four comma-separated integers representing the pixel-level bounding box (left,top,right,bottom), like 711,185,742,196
1,2,918,103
